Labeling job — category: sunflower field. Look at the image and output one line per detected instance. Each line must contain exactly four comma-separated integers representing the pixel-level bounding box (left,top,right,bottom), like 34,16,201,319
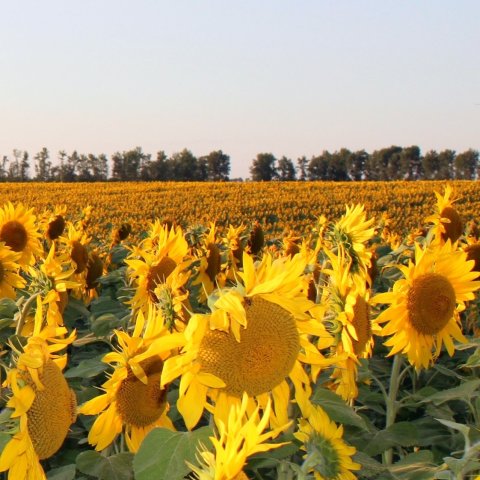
0,182,479,480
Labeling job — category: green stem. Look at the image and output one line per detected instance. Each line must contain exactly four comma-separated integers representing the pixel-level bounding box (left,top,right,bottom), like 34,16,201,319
384,354,403,465
15,292,41,336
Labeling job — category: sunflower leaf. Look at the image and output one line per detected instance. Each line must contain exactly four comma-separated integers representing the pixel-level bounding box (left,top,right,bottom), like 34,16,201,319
46,464,76,480
133,427,213,480
76,451,134,480
418,378,480,405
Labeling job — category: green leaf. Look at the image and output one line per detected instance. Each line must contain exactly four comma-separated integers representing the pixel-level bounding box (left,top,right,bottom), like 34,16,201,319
419,379,480,405
365,422,419,456
91,312,123,337
311,388,368,430
46,464,76,480
388,450,436,480
353,451,388,478
76,451,134,480
133,427,213,480
0,432,12,454
435,419,470,437
65,355,107,378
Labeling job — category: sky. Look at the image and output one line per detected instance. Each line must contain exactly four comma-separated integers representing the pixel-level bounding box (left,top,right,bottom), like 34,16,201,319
1,1,479,179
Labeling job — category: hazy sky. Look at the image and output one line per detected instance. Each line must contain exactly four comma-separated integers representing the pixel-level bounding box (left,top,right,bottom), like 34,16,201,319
1,1,479,179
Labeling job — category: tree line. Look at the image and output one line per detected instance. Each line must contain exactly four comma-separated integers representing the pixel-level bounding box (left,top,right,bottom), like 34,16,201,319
0,145,478,182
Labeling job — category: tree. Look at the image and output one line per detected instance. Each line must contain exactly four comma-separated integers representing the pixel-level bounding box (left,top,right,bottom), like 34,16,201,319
455,149,478,180
250,153,277,181
308,153,329,180
111,147,148,181
296,156,308,181
437,150,456,180
400,146,422,180
205,150,230,181
422,150,439,180
34,148,52,181
277,156,296,181
347,150,368,181
170,149,199,181
20,151,30,181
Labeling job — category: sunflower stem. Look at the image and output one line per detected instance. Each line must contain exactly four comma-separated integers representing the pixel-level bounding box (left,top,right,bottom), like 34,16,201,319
384,354,403,466
15,292,41,336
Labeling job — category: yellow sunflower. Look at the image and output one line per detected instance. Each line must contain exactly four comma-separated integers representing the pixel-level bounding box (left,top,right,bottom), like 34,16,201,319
161,251,335,430
40,205,67,241
78,306,185,452
327,204,375,289
294,402,360,480
371,241,480,369
0,298,76,480
322,250,377,401
192,223,223,300
188,393,290,480
0,202,43,268
0,243,25,299
27,243,80,327
125,224,189,313
425,184,463,244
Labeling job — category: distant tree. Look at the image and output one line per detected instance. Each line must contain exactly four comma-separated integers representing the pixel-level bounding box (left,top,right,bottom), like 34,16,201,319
34,148,52,181
422,150,438,180
20,151,30,181
296,156,308,181
0,156,8,181
455,149,478,179
329,149,350,181
308,153,329,180
400,146,422,180
111,147,148,181
250,153,277,181
437,150,456,180
365,146,402,180
347,150,368,181
170,149,198,181
277,156,296,181
205,150,230,181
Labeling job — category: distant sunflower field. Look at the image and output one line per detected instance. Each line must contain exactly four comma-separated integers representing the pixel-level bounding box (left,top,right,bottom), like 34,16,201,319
0,181,478,480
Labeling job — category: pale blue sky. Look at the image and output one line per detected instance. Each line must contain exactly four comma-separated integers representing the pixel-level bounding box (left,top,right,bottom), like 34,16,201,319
1,1,479,179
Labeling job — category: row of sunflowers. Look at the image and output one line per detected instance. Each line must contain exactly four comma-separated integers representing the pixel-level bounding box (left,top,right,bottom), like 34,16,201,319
0,184,478,479
0,180,479,245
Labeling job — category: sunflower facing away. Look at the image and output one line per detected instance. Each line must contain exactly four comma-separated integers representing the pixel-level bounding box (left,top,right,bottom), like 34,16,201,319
0,243,26,299
322,249,377,401
372,240,480,369
294,402,360,480
0,298,76,480
125,223,190,313
0,202,43,268
188,393,290,480
161,251,335,430
327,204,375,289
425,184,464,245
78,306,185,452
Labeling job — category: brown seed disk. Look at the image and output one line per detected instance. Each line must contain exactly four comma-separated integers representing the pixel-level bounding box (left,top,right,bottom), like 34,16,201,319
47,215,66,240
0,220,28,252
115,356,167,427
351,296,371,355
71,241,88,274
146,257,177,301
440,207,463,243
465,243,480,273
407,273,456,335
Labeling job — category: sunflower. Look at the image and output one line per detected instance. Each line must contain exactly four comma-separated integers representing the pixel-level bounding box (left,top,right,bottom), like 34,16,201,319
0,243,26,299
192,223,224,300
40,205,67,241
188,393,290,480
0,298,76,480
125,224,190,313
78,306,185,452
322,250,377,401
294,402,360,480
59,222,91,276
0,202,43,268
371,241,480,369
27,243,80,327
327,204,375,289
161,251,335,430
425,184,463,244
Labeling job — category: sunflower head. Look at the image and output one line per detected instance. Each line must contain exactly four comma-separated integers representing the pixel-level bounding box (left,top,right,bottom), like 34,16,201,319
248,221,265,255
465,243,480,273
86,252,104,289
0,202,43,267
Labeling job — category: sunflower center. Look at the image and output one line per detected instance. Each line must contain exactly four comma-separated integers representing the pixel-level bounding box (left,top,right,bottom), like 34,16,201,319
351,296,371,355
407,273,456,335
115,356,167,427
465,243,480,272
0,220,28,252
47,215,66,240
307,433,341,479
205,243,221,282
86,253,104,289
25,359,77,460
71,240,88,274
440,206,463,243
146,257,177,301
198,296,300,397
